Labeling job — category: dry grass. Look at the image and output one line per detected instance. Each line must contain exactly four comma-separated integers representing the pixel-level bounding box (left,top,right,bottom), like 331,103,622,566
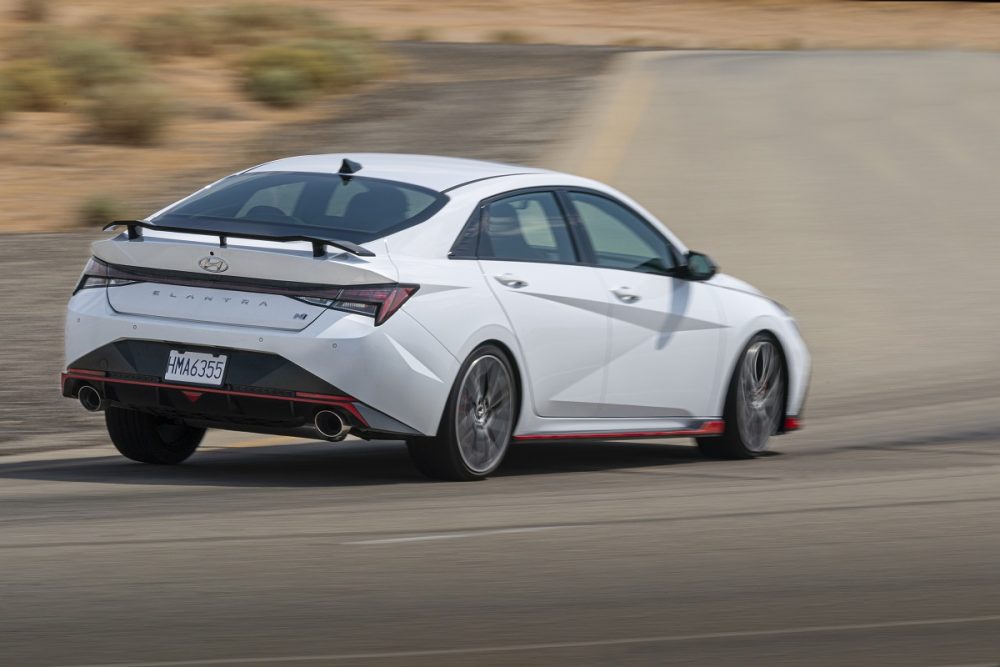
405,27,436,42
129,4,353,59
77,193,123,227
0,67,337,231
2,58,66,111
489,29,530,44
86,81,170,145
0,1,383,231
130,9,218,59
15,0,49,22
240,38,378,107
51,37,144,94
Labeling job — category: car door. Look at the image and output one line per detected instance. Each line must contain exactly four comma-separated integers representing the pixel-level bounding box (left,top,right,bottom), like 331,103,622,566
476,190,611,418
563,190,724,419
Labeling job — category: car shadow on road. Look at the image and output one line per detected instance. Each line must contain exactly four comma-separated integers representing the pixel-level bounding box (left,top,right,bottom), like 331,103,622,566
0,437,755,488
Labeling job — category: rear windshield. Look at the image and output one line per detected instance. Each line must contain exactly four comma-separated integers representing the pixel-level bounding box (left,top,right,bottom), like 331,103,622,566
152,171,448,243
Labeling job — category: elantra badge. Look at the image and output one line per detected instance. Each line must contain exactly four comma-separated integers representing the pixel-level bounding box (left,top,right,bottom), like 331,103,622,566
198,256,229,273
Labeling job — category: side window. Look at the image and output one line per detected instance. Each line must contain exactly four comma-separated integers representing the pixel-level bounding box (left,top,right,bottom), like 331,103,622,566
568,192,676,275
479,192,577,263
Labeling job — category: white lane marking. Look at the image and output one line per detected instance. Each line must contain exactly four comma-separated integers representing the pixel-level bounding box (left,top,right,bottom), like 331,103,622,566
344,525,569,545
58,614,1000,667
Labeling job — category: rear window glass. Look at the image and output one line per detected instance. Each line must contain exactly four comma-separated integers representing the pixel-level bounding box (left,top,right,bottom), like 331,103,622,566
152,171,447,243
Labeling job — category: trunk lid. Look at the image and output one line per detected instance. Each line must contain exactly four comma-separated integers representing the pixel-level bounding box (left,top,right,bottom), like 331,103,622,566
93,231,395,331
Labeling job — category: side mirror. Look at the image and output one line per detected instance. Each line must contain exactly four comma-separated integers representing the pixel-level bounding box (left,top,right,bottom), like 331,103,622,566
681,251,717,281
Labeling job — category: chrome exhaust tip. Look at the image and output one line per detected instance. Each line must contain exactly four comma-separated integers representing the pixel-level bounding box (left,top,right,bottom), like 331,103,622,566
314,410,350,441
78,385,105,412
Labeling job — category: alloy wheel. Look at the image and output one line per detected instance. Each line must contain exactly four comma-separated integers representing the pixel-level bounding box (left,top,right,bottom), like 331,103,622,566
455,354,514,473
737,339,785,452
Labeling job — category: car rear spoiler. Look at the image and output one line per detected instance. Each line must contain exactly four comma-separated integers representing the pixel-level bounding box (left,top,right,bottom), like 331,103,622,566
102,219,375,258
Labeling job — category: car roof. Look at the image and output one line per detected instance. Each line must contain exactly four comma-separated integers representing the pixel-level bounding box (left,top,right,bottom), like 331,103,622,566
245,153,553,193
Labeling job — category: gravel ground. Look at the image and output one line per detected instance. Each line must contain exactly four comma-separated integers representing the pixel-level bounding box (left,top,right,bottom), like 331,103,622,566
0,43,621,453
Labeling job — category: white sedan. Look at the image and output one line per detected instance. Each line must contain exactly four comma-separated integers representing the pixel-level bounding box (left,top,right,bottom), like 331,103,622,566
62,154,810,480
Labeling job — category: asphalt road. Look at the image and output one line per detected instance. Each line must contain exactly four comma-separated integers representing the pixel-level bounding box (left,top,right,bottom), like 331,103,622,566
3,50,1000,666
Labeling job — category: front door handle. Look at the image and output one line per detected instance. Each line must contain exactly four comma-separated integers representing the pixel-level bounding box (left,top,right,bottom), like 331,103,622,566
495,274,528,288
612,287,641,303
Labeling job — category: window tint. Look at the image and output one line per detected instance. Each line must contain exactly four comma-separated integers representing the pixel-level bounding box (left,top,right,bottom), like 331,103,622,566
236,181,305,218
479,192,577,263
568,192,676,275
323,179,436,222
154,172,447,243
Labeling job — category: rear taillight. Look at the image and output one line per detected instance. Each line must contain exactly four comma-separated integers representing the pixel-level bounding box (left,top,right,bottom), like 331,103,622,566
73,258,140,294
297,285,418,326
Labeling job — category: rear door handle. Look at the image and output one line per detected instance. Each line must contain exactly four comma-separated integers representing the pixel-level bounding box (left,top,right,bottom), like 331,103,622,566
612,287,641,303
495,274,528,288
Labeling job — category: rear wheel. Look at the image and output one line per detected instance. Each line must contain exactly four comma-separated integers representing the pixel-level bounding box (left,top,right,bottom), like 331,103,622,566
697,334,785,459
407,345,517,481
105,406,205,465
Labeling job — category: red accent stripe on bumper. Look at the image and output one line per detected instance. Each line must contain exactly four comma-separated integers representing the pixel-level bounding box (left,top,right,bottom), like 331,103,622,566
513,420,725,441
66,368,105,377
61,371,367,425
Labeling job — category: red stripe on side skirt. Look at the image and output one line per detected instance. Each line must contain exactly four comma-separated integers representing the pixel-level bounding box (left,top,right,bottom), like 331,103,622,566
513,420,725,441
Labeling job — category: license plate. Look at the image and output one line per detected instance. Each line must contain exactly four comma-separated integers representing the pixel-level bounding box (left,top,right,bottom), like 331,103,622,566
164,350,228,386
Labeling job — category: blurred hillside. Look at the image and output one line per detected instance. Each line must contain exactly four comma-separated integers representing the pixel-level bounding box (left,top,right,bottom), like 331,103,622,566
2,0,1000,232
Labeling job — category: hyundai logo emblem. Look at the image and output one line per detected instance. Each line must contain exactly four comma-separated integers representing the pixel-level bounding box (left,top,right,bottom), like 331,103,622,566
198,256,229,273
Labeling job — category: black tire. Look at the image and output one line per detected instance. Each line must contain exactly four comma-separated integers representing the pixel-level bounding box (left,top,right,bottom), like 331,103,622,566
406,344,518,481
105,406,205,465
697,333,785,460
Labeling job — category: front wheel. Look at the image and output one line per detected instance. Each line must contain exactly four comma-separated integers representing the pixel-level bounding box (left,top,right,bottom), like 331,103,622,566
697,334,785,459
105,406,205,464
407,345,518,481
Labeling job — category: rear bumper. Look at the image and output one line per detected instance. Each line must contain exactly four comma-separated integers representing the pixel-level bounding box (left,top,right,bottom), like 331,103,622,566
65,288,460,437
61,367,419,439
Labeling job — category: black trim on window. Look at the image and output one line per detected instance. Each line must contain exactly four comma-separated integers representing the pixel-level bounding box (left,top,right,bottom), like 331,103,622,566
448,204,484,259
555,189,595,265
440,172,534,194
